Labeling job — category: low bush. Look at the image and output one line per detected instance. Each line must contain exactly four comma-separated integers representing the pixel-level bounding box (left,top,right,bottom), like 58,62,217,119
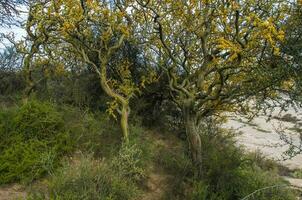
58,106,120,157
160,119,297,200
156,148,193,176
291,169,302,179
189,121,297,200
111,143,146,182
28,154,140,200
0,100,73,184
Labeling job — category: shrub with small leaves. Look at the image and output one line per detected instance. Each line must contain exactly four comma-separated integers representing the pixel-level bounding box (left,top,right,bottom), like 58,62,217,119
111,143,146,182
0,100,73,184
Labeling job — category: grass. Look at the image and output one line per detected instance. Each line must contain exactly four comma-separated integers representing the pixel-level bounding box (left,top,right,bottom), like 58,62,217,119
291,169,302,179
28,154,140,200
0,99,299,200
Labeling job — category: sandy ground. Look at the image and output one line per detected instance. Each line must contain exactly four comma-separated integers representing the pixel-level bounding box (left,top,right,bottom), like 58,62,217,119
0,184,27,200
225,106,302,170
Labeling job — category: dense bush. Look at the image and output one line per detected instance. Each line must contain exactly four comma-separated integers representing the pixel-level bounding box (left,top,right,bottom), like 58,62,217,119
57,106,120,157
28,154,140,200
158,119,297,200
111,143,146,182
0,100,73,184
188,121,297,200
0,70,25,96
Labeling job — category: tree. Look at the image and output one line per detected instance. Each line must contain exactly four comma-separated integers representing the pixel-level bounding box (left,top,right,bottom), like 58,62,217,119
29,0,156,141
281,1,302,103
134,0,291,171
0,46,22,72
16,1,54,101
275,1,302,159
0,46,25,96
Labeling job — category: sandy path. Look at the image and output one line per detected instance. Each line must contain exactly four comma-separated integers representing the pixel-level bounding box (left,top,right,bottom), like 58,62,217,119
225,106,302,170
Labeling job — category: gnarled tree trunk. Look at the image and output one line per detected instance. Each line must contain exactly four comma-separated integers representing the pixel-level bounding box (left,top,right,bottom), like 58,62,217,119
183,104,203,173
99,72,130,142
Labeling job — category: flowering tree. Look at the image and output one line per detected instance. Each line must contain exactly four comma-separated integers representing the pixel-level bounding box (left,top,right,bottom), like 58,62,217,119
134,0,291,170
27,0,156,141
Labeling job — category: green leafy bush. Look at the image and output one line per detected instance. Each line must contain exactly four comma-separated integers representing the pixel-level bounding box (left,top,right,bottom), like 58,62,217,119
156,148,193,176
111,143,146,182
188,121,297,200
0,100,73,184
291,169,302,179
29,154,139,200
161,119,297,200
236,167,296,200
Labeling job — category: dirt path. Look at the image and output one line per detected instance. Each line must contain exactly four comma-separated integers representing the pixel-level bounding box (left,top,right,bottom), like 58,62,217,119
140,130,182,200
0,184,27,200
141,167,173,200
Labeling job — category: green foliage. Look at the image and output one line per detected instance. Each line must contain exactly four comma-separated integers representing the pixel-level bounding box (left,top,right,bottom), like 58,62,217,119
0,71,25,96
199,128,243,197
245,151,290,176
37,71,106,109
158,121,297,200
28,154,139,200
236,167,295,200
189,181,209,200
156,148,193,176
27,123,152,200
291,169,302,179
111,143,146,182
14,100,64,140
59,106,119,157
109,124,155,183
0,100,73,184
188,126,297,200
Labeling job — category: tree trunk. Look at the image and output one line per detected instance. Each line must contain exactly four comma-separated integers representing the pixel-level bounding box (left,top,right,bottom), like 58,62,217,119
99,75,130,142
183,106,203,174
120,103,130,142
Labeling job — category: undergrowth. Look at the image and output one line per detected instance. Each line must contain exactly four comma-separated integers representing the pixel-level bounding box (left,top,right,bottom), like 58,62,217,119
28,154,140,200
0,100,73,184
157,120,298,200
0,100,298,200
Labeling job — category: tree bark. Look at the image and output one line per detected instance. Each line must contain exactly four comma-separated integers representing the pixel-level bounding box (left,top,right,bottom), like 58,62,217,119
120,104,130,142
99,75,130,142
183,105,203,174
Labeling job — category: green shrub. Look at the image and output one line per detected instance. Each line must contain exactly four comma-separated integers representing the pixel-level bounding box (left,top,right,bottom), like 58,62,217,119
29,154,139,200
161,119,296,200
59,106,113,156
13,100,64,140
156,148,193,176
236,167,296,200
187,121,297,200
0,100,73,184
111,143,146,182
291,169,302,178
